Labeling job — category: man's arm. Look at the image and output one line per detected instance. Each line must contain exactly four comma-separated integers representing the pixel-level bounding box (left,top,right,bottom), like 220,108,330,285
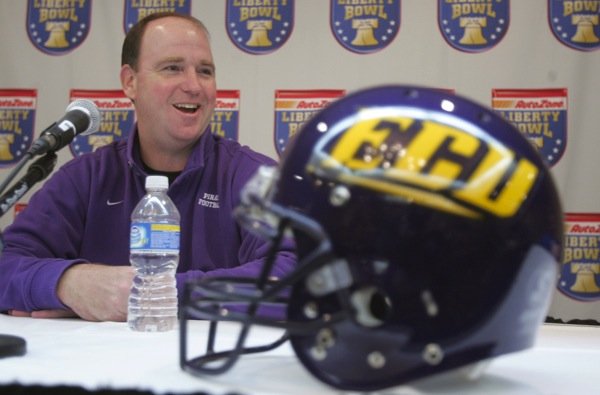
1,256,134,322
0,154,133,320
5,264,134,322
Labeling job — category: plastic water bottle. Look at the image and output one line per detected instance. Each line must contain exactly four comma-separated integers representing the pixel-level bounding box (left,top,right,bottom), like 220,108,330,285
128,175,180,332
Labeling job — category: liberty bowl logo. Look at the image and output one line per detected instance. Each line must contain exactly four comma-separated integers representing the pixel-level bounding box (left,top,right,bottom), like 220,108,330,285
558,216,600,302
26,0,91,55
226,0,294,54
438,0,509,53
548,0,600,51
123,0,192,33
330,0,401,54
69,93,135,157
0,90,37,167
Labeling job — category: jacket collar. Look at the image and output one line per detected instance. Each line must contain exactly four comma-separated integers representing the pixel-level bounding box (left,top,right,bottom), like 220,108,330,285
126,125,214,175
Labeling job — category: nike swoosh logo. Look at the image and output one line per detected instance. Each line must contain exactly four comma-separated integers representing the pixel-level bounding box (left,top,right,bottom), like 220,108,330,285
106,199,124,206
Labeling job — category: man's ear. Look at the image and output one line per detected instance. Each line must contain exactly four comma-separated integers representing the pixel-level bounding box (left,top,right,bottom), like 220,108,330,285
120,64,136,101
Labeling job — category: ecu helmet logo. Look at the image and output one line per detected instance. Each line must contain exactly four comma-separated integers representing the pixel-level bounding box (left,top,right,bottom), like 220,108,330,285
307,109,539,219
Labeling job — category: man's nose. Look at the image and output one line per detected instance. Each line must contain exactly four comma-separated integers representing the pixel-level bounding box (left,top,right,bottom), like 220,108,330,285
181,69,203,93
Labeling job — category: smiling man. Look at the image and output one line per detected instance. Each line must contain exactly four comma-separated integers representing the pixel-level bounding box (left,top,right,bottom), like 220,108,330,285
121,14,217,173
0,12,296,322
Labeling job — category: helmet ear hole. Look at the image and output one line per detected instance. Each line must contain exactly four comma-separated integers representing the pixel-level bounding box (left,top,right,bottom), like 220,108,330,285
351,286,392,327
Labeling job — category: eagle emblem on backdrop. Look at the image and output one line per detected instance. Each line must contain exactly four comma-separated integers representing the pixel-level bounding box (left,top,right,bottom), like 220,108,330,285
69,90,135,157
123,0,192,33
330,0,401,54
438,0,509,53
548,0,600,51
0,90,37,167
226,0,294,54
26,0,91,55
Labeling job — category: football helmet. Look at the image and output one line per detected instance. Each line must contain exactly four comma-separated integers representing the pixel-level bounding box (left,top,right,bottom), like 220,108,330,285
180,85,563,391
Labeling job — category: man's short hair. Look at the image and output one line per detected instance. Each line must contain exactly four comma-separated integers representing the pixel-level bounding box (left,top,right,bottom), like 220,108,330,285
121,12,210,70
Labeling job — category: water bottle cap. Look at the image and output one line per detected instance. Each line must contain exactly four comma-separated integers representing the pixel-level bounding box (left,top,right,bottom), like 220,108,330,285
145,175,169,190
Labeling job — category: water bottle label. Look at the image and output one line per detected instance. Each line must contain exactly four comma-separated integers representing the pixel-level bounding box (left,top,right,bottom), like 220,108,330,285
130,222,180,253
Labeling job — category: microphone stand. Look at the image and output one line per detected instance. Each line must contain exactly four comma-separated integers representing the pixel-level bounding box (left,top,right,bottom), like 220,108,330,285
0,153,34,198
0,152,57,219
0,120,60,197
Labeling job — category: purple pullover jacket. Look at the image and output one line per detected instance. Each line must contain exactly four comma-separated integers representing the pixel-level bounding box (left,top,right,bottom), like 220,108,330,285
0,128,296,312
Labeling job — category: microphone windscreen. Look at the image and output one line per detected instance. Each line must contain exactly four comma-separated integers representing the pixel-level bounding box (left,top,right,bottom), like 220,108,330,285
66,99,101,136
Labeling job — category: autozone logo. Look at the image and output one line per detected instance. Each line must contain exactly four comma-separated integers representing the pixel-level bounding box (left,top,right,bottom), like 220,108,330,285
309,115,539,219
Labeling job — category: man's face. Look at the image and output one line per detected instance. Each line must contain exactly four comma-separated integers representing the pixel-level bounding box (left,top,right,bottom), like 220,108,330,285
121,17,217,153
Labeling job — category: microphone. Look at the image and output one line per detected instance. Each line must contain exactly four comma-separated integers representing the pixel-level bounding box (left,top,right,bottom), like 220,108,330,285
27,99,101,156
0,152,57,217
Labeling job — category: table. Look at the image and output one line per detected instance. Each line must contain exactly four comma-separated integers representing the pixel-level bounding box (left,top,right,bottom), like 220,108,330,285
1,314,599,394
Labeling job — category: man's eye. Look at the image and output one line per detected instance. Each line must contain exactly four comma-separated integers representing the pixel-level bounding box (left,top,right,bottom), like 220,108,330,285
164,65,182,72
198,67,214,76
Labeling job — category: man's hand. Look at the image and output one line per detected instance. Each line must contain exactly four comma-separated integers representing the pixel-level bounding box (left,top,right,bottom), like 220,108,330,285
56,263,135,322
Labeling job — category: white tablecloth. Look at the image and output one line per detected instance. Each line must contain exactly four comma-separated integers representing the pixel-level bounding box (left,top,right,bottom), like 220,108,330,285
0,314,599,394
